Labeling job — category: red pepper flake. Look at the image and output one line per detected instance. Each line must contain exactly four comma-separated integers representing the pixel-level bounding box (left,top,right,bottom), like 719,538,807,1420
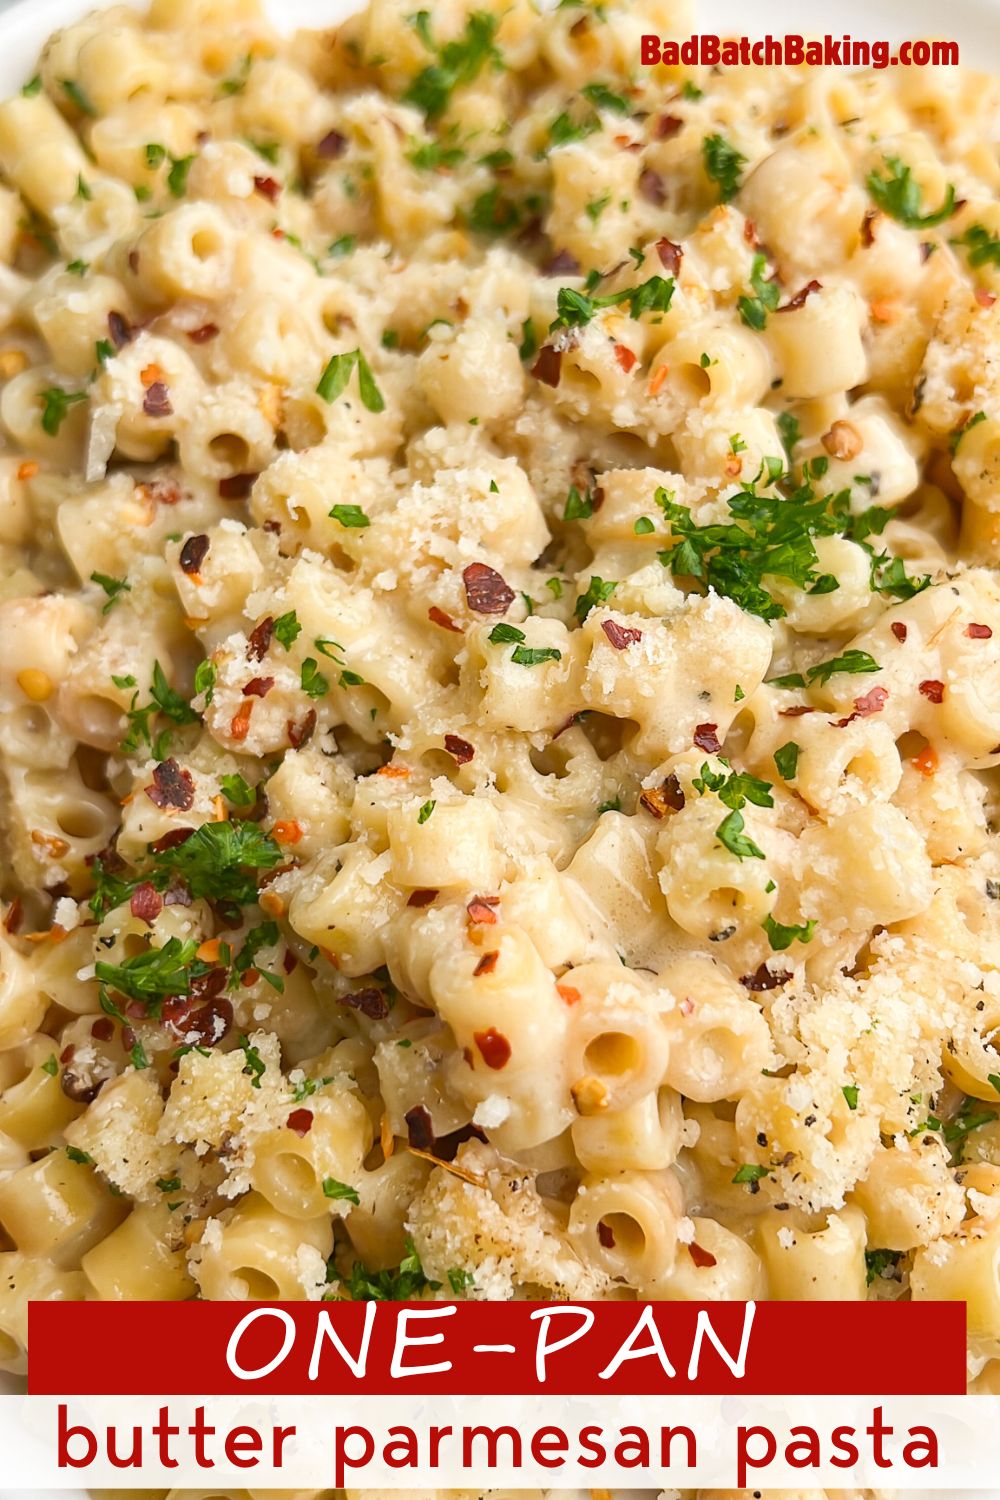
187,323,220,343
852,685,889,716
740,963,791,992
473,951,498,977
473,1026,511,1069
91,1017,115,1042
779,705,814,717
688,1242,718,1269
242,675,274,698
919,679,945,703
557,982,581,1006
405,1104,435,1150
3,897,22,934
142,381,173,418
777,279,822,313
253,175,281,202
145,758,196,812
283,949,297,974
693,723,721,753
597,1220,616,1248
891,621,908,642
149,826,195,854
272,819,303,844
428,605,462,632
467,897,498,925
165,993,234,1047
967,623,993,639
240,968,259,987
342,987,390,1020
463,561,515,614
679,996,695,1015
976,287,997,309
601,619,642,650
317,129,347,159
445,733,475,764
656,237,683,275
107,310,133,348
530,345,562,387
247,616,274,661
179,533,209,575
614,344,638,373
286,1108,313,1136
129,881,164,924
230,698,255,742
542,248,581,276
638,168,666,205
655,113,683,139
861,209,879,247
639,772,685,818
913,744,938,777
218,472,257,499
59,1044,76,1066
287,710,316,749
407,888,438,908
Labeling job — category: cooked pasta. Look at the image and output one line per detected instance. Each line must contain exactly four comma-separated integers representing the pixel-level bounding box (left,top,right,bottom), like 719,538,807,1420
0,0,997,1452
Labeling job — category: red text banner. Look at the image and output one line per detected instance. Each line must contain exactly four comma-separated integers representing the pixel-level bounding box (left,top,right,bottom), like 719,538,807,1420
29,1300,965,1396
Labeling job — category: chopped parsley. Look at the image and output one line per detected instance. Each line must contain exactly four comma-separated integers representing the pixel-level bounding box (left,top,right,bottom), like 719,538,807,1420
238,1035,266,1088
329,503,370,528
337,1238,440,1300
842,1083,859,1110
954,223,1000,269
417,800,436,824
96,936,200,1008
803,649,881,686
488,623,525,644
167,154,195,197
41,1055,58,1076
148,820,282,904
272,609,301,648
732,1163,769,1184
448,1267,475,1293
773,742,799,780
715,808,765,860
762,912,816,950
407,140,465,170
777,410,800,463
66,1146,95,1165
574,576,616,622
737,252,780,330
120,661,200,756
549,275,674,331
300,658,329,698
702,133,745,202
22,75,42,97
403,12,502,120
61,79,96,116
90,571,130,614
193,659,216,703
220,773,256,807
40,386,87,436
634,516,655,535
512,645,561,665
316,349,385,412
865,1248,902,1285
692,763,773,811
563,485,594,520
291,1075,334,1102
866,155,956,229
950,409,986,455
323,1178,361,1204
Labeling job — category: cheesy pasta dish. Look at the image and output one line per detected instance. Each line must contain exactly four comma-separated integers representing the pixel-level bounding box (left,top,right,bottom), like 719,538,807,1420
1,0,1000,1448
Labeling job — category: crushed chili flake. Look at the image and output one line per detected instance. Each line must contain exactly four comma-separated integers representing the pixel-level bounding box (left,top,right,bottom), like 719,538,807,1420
287,709,316,749
655,113,683,139
656,237,683,275
179,533,210,575
542,248,580,277
91,1017,114,1042
144,758,196,811
187,323,220,343
282,948,297,974
407,888,438,908
777,279,822,313
463,561,515,614
405,1104,435,1151
218,472,257,499
638,168,666,205
230,698,255,742
779,705,814,717
286,1108,313,1136
317,129,347,159
976,287,997,308
253,175,281,202
149,826,195,853
467,898,498,925
919,679,945,703
613,344,638,373
913,744,938,777
108,310,133,348
16,461,38,481
129,882,164,924
342,986,390,1020
473,950,498,977
531,345,562,387
640,772,685,818
444,733,475,764
3,898,22,934
687,1242,718,1269
243,675,275,698
377,763,410,778
853,685,889,716
247,616,274,661
272,819,303,844
861,209,879,247
693,723,721,753
142,381,173,418
891,621,908,642
740,963,792,992
967,623,993,639
165,993,233,1047
597,1221,616,1248
473,1026,511,1069
557,982,582,1006
428,605,462,632
602,618,642,650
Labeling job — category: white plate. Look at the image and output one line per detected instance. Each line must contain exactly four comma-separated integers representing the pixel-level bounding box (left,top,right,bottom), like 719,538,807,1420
0,0,999,1495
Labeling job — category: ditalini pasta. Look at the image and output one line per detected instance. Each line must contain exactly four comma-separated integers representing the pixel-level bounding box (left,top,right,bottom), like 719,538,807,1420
0,0,997,1460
